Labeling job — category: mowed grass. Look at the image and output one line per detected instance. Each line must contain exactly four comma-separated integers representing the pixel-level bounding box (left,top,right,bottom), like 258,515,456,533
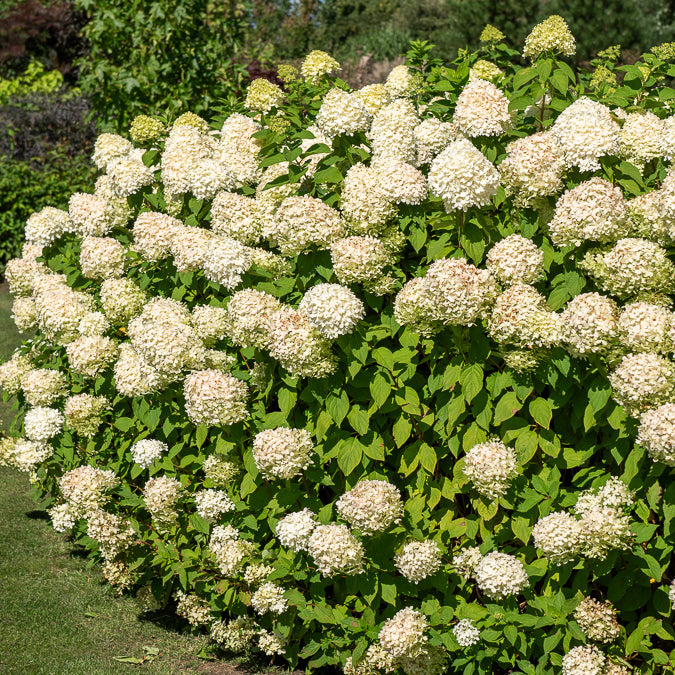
0,283,257,675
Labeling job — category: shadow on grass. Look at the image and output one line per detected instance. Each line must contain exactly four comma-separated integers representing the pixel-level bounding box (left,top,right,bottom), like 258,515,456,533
25,509,50,521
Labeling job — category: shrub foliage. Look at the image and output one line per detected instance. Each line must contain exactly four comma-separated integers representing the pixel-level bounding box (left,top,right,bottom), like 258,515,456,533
4,18,675,675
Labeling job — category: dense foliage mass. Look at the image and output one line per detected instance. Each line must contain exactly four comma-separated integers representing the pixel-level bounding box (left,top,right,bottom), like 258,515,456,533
4,17,675,674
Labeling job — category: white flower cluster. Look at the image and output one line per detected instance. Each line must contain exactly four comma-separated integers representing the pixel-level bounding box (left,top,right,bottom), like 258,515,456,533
428,139,500,212
617,301,672,353
24,206,72,246
523,15,576,59
210,616,257,652
21,368,67,405
143,475,182,531
453,79,513,138
175,591,212,627
499,132,563,203
60,465,119,514
453,546,483,579
315,88,371,138
384,65,421,98
130,439,168,469
336,480,403,534
275,508,317,552
368,99,418,165
473,551,529,600
561,293,619,357
86,508,135,559
252,427,314,479
66,335,118,378
574,597,621,643
23,406,63,443
548,178,627,247
462,439,519,499
183,369,249,427
251,582,288,615
609,353,675,416
551,97,619,172
202,455,238,486
619,111,663,170
378,607,428,658
395,257,497,335
298,284,365,339
194,488,235,521
452,619,480,647
307,523,365,577
394,540,441,583
100,277,147,326
561,645,606,675
638,403,675,465
0,352,33,395
486,234,544,285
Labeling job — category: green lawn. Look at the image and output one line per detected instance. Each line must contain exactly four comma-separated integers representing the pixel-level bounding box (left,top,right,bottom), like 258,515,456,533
0,283,268,675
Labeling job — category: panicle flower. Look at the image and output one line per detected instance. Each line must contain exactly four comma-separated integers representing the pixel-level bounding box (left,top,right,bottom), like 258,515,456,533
301,50,341,83
354,83,391,115
252,427,315,479
106,155,155,197
102,559,134,593
93,133,132,170
551,97,619,172
453,619,480,647
561,292,619,356
202,236,252,289
132,212,183,261
574,597,621,643
378,607,428,659
298,283,365,339
315,88,371,138
191,305,229,347
638,403,675,465
580,238,675,299
307,523,365,577
462,439,519,499
169,226,212,272
488,284,563,349
210,192,261,244
68,192,119,237
21,368,67,406
130,439,168,469
398,645,447,675
174,112,209,133
25,206,72,246
175,591,211,627
393,277,440,336
523,15,576,60
66,335,118,378
428,139,500,212
209,525,253,575
374,160,427,205
453,546,483,579
414,118,457,166
453,79,513,138
251,582,288,615
194,488,235,521
5,256,48,297
129,115,165,144
480,24,505,43
183,369,249,427
336,480,403,534
486,235,544,286
11,438,52,472
469,60,503,82
339,164,395,235
243,563,274,587
368,98,418,165
78,311,109,337
561,645,606,675
11,297,37,333
266,308,337,377
143,475,182,530
187,158,236,200
245,78,284,113
532,511,583,565
100,278,147,326
499,132,564,203
474,552,529,600
619,111,663,171
114,343,169,397
549,178,627,247
331,235,392,288
210,616,258,651
272,195,345,255
577,505,633,559
394,540,442,583
344,644,398,675
48,502,77,532
60,465,119,513
86,508,135,559
258,629,286,656
609,353,675,415
203,455,238,486
225,289,282,349
64,394,109,437
276,509,317,552
23,406,63,443
384,65,422,98
617,302,672,353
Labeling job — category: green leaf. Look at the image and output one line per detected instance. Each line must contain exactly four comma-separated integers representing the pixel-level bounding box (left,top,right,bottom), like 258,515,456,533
493,391,522,425
381,582,397,605
370,373,391,408
392,416,413,447
337,438,363,476
460,364,483,403
529,398,552,429
419,443,437,473
326,391,350,426
347,407,369,435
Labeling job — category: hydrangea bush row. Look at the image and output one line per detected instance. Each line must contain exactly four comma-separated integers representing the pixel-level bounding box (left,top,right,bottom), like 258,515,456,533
3,16,675,674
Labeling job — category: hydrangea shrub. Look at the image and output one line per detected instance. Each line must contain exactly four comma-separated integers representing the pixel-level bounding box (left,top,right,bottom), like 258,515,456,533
3,18,675,674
